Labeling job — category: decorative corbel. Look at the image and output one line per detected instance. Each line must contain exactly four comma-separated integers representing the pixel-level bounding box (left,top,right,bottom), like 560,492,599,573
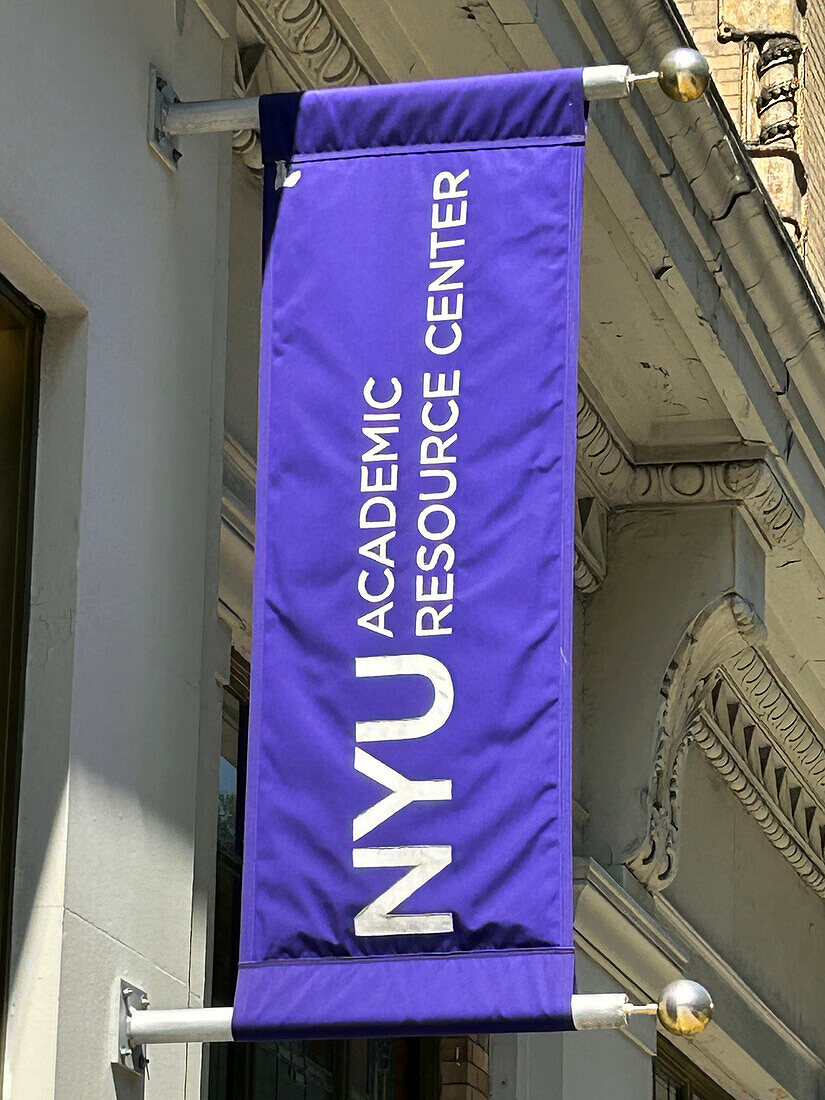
626,594,766,892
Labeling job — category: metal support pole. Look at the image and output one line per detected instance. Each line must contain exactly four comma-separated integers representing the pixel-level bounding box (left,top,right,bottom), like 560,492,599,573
128,1006,234,1045
166,96,261,136
158,65,644,144
120,981,712,1054
148,50,709,168
570,992,656,1029
123,995,642,1048
161,66,631,143
131,34,715,1076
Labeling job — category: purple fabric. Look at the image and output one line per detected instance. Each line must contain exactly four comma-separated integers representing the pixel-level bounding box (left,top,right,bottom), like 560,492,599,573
234,70,585,1041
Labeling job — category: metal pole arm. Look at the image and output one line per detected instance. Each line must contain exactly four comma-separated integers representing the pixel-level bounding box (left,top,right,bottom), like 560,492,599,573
156,66,627,150
148,49,709,168
165,96,261,136
127,1006,234,1045
123,995,643,1048
161,66,626,141
120,981,712,1050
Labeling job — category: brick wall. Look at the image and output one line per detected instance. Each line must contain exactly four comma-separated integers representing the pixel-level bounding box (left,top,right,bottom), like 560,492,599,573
674,0,743,126
804,0,825,292
440,1036,490,1100
675,0,809,254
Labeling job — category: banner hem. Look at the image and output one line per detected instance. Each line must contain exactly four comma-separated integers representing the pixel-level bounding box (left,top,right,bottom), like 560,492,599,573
237,945,575,971
232,948,575,1040
285,134,586,166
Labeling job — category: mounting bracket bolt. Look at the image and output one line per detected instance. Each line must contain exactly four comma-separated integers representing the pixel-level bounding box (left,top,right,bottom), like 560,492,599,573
115,979,150,1076
148,65,181,170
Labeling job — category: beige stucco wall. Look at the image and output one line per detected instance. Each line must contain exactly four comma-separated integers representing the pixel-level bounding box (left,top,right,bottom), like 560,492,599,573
0,1,235,1095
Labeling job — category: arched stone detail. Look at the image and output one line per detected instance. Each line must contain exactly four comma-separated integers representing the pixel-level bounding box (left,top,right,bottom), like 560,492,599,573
626,593,766,891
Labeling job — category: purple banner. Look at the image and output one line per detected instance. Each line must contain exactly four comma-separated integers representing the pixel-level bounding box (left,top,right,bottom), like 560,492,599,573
233,70,585,1040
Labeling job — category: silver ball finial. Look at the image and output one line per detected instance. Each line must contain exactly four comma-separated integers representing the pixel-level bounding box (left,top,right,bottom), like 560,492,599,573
658,48,710,101
657,980,714,1036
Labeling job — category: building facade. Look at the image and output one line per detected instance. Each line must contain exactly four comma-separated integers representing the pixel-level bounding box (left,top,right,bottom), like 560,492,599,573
4,0,825,1097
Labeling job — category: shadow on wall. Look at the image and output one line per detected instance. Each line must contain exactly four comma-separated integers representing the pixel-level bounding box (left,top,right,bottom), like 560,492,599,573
112,1061,144,1100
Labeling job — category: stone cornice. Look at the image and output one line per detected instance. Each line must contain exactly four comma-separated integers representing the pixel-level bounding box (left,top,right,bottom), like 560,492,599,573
576,389,804,555
695,650,825,900
655,894,824,1082
227,5,804,564
574,858,821,1094
239,0,371,91
574,856,687,1004
231,0,374,171
576,388,636,500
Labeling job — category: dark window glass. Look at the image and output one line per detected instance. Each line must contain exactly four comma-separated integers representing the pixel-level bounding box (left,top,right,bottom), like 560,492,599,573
654,1037,733,1100
0,276,42,1082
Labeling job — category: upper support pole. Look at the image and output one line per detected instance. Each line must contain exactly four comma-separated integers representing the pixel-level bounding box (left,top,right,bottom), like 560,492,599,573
148,50,710,169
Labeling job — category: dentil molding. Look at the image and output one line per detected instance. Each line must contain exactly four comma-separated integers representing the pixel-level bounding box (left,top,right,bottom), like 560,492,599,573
696,657,825,900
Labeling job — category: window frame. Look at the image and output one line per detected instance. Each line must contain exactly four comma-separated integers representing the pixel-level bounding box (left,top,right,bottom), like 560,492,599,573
0,274,43,1076
654,1037,734,1100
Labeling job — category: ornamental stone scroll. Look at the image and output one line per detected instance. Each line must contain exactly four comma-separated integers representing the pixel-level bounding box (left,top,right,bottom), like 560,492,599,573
626,593,766,892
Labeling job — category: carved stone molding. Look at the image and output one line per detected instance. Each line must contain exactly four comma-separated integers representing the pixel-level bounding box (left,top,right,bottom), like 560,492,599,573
725,648,825,785
573,553,599,595
695,672,825,899
576,389,635,499
239,0,370,91
626,594,767,891
628,593,825,901
574,497,606,594
576,389,803,558
747,35,806,244
231,0,373,172
715,0,806,243
754,35,802,148
627,459,802,547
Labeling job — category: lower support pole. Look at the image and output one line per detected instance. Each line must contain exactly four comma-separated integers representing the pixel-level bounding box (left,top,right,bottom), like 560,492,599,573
128,1006,234,1045
120,981,712,1054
